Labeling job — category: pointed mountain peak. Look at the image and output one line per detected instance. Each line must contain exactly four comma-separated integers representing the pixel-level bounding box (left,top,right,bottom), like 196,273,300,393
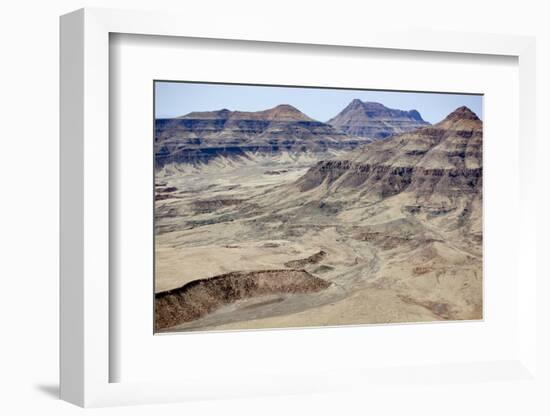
436,106,482,129
261,104,314,121
347,98,364,108
444,106,480,122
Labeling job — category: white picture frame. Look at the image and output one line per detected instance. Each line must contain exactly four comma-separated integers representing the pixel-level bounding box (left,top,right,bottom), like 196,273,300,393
60,7,538,408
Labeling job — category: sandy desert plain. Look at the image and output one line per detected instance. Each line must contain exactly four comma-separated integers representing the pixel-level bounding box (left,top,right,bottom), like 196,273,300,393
153,97,483,333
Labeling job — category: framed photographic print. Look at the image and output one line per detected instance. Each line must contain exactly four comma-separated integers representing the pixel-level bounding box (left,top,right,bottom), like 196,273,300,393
60,8,539,408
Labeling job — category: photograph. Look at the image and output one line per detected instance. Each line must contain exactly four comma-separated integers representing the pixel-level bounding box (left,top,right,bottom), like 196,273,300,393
153,81,483,333
1,0,543,412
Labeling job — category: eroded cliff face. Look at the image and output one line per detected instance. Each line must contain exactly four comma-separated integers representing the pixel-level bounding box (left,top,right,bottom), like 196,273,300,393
155,269,330,330
327,99,430,139
155,104,367,166
299,106,482,200
299,161,481,198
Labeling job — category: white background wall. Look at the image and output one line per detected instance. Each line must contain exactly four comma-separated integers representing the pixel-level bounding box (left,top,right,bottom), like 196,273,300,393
0,0,548,414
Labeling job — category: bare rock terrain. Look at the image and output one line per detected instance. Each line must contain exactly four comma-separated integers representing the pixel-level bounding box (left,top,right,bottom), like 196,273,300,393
155,269,331,330
155,104,370,166
328,99,430,139
154,106,483,332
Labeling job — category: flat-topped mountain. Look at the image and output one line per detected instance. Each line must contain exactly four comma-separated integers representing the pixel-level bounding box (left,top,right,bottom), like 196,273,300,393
155,104,368,166
327,99,430,140
179,104,315,122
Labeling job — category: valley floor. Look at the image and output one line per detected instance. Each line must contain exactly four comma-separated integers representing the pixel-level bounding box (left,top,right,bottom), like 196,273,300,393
154,152,482,332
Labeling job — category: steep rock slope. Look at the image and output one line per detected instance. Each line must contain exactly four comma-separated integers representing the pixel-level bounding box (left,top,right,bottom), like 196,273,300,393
327,99,430,139
300,106,482,201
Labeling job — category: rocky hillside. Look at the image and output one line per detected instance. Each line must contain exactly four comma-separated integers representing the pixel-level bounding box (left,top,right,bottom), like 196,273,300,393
298,106,482,207
155,104,368,166
327,99,430,139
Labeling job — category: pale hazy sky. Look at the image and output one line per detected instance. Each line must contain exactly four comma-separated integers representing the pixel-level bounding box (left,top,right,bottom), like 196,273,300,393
155,81,483,124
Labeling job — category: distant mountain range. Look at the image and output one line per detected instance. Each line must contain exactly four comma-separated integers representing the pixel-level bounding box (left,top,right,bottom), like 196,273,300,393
155,104,364,166
327,99,430,139
155,101,431,166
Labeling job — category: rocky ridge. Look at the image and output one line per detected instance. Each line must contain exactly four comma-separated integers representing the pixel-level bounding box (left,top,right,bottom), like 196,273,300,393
327,99,430,139
299,106,482,201
155,104,366,166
